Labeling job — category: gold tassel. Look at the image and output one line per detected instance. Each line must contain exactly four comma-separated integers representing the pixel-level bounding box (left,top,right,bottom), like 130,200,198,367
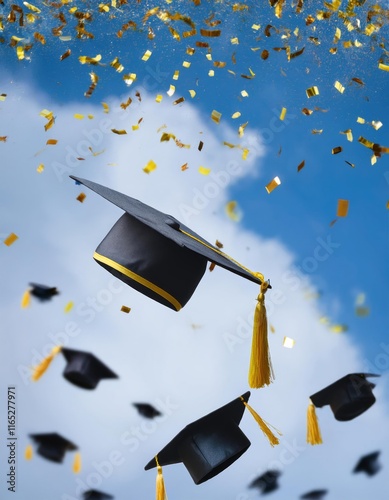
31,346,62,381
24,444,33,460
72,452,82,474
155,456,167,500
307,402,323,445
21,290,31,309
248,281,274,389
241,398,281,447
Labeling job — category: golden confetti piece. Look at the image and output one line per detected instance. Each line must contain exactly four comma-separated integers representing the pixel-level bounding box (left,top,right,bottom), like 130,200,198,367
123,73,137,86
302,108,313,115
341,129,353,142
357,117,365,124
333,27,341,43
0,94,6,101
242,148,249,160
33,32,46,44
167,85,176,97
132,125,139,131
173,70,180,80
297,160,305,172
24,445,33,460
283,336,295,348
330,324,348,333
16,46,25,60
73,114,84,120
337,199,349,217
183,61,191,68
332,146,342,154
64,301,74,313
188,90,196,98
334,81,345,93
371,154,377,165
110,57,124,73
102,102,109,114
279,107,287,120
111,129,127,135
225,200,241,221
378,63,389,72
211,110,222,124
79,54,102,65
358,136,374,148
311,129,323,134
46,139,57,145
36,164,44,173
0,136,8,142
23,2,41,12
60,49,71,61
76,192,86,203
351,77,364,86
270,324,275,333
231,112,241,119
206,54,213,61
306,86,319,98
59,36,72,42
143,160,157,174
208,70,215,77
252,23,261,30
231,37,239,45
4,233,18,246
198,141,204,151
241,90,249,98
238,122,248,137
21,290,31,309
199,166,211,175
265,176,281,194
371,121,383,130
88,115,94,119
261,49,269,60
155,94,163,103
200,28,221,37
121,305,131,313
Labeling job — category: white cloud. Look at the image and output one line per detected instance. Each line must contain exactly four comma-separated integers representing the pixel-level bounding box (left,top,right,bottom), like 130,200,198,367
0,81,388,500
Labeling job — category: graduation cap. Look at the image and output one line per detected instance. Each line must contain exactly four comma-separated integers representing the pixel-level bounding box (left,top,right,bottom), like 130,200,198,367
145,391,280,497
69,176,273,389
306,373,380,445
31,346,118,389
82,490,114,500
300,489,328,499
353,451,381,476
21,283,59,307
133,403,162,419
249,470,282,495
27,433,81,472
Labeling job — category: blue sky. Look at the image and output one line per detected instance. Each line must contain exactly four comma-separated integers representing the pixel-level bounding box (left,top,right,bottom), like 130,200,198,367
0,1,389,499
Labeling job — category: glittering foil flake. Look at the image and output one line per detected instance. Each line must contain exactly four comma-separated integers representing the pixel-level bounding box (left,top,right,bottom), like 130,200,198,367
306,86,319,98
341,129,353,142
182,61,191,68
64,301,74,313
334,81,345,93
225,200,241,221
297,160,305,172
121,305,131,313
141,50,152,61
36,164,44,173
76,193,86,203
211,110,222,123
167,85,176,97
241,90,249,97
123,73,137,86
378,63,389,72
332,146,342,154
232,112,241,119
283,336,295,348
188,90,196,98
279,107,287,120
111,129,127,135
337,199,349,217
4,233,18,246
265,176,281,193
143,160,157,174
199,166,210,175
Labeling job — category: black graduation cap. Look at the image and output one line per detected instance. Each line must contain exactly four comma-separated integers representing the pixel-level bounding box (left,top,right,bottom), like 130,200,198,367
133,403,162,419
310,373,379,421
69,176,266,312
353,451,381,476
249,470,282,495
29,433,78,463
29,283,59,301
145,392,252,485
300,489,328,499
82,490,114,500
61,348,118,390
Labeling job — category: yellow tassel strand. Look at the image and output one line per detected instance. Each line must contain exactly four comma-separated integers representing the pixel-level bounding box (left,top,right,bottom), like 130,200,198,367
21,290,31,308
155,456,167,500
307,402,323,445
24,444,33,460
31,346,62,381
241,398,281,447
72,452,82,474
248,281,274,389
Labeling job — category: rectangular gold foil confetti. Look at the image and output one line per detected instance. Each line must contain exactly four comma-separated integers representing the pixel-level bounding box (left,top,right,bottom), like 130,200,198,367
36,164,44,173
378,63,389,72
283,336,295,348
306,86,319,97
297,160,305,172
167,85,176,97
143,160,157,174
199,166,211,175
141,50,152,61
337,199,349,217
211,110,222,123
332,146,342,154
76,193,86,202
111,129,127,134
4,233,18,246
265,176,281,193
280,107,287,120
334,81,345,93
64,301,74,313
121,305,131,313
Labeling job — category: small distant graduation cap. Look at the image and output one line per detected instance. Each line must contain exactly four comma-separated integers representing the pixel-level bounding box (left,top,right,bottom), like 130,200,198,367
70,176,273,389
133,403,162,419
307,373,380,445
145,391,280,497
27,433,81,472
300,489,328,499
82,491,114,500
249,470,282,495
353,451,381,476
21,283,59,307
31,346,118,390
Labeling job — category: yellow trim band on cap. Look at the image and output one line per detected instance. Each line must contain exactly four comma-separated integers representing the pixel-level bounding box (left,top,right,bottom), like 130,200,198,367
178,229,265,282
93,252,182,311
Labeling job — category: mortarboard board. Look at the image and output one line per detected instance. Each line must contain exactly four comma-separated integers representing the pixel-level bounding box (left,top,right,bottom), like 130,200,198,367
21,283,59,307
306,373,380,445
300,489,328,499
249,470,282,495
353,451,381,476
133,403,162,419
145,391,280,497
69,176,273,389
27,432,81,472
82,490,114,500
31,346,118,389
